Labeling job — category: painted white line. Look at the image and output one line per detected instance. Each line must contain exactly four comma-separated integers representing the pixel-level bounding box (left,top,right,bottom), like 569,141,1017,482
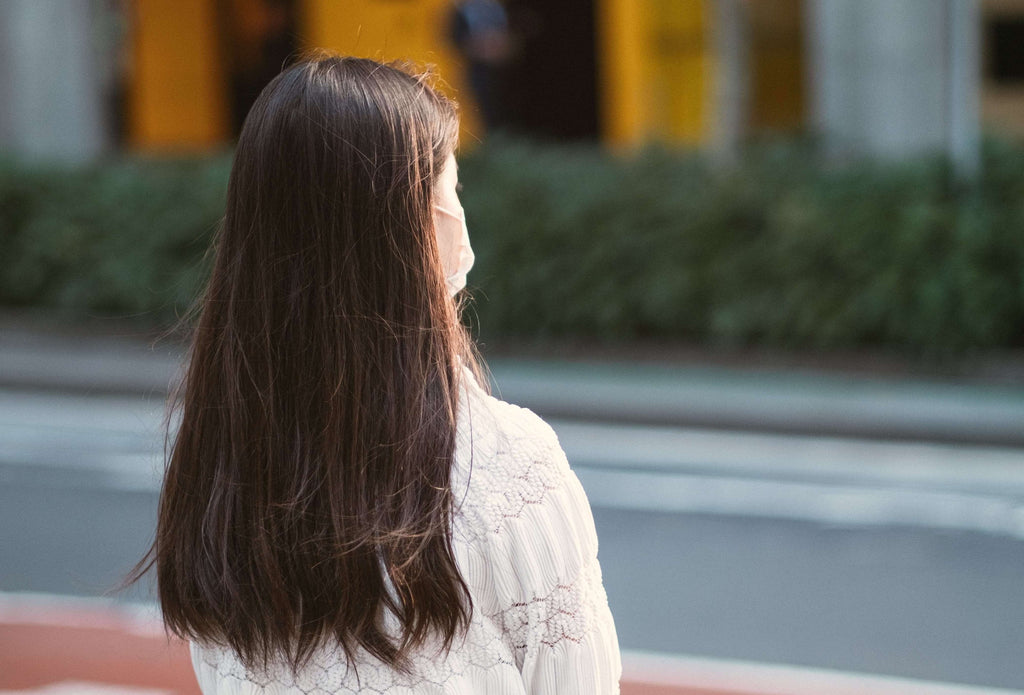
551,419,1024,537
551,420,1024,495
575,465,1024,538
621,649,1024,695
6,389,1024,534
0,390,167,491
0,391,166,433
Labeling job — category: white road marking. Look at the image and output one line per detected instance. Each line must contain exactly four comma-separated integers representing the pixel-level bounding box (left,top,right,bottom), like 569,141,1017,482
575,466,1024,537
5,390,1024,535
549,419,1024,495
549,419,1024,537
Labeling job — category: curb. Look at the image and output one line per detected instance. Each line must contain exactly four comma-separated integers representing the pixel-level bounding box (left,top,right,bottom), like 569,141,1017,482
487,360,1024,448
3,324,1024,446
621,651,1024,695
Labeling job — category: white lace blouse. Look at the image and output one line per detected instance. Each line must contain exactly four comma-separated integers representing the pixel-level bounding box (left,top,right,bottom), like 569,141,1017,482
189,370,622,694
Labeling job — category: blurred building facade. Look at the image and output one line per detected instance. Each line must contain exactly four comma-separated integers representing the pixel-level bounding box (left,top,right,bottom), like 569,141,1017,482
0,0,1021,164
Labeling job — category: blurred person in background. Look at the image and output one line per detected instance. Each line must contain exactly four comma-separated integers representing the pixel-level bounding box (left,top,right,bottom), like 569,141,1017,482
127,53,620,694
448,0,514,133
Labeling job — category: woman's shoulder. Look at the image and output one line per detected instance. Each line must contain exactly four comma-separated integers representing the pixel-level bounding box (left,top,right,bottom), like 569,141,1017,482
453,369,594,540
453,368,567,485
451,368,601,607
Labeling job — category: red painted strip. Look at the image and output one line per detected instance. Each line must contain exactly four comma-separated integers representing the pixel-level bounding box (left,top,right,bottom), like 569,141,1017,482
0,623,199,695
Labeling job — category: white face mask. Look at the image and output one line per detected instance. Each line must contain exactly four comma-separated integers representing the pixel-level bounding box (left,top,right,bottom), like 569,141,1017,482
433,203,475,296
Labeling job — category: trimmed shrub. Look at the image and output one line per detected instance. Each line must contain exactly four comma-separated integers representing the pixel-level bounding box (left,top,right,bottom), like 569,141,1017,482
2,136,1023,355
0,153,230,325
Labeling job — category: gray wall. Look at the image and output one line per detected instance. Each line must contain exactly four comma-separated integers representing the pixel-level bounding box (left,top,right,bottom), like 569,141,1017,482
0,0,110,163
805,0,980,175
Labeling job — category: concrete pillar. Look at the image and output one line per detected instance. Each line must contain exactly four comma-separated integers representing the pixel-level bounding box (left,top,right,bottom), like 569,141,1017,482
806,0,980,176
947,0,981,178
710,0,751,163
0,0,109,163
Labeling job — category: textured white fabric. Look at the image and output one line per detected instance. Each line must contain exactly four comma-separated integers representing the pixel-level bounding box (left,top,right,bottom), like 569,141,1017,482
190,370,622,694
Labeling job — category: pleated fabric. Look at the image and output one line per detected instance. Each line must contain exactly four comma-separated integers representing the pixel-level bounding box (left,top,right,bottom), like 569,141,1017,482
190,369,622,694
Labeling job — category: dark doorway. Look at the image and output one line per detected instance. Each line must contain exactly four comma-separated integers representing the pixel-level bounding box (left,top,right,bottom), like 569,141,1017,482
500,0,600,141
987,16,1024,84
215,0,300,138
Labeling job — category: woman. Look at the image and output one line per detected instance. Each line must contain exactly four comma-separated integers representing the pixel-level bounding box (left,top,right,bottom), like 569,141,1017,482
136,53,621,693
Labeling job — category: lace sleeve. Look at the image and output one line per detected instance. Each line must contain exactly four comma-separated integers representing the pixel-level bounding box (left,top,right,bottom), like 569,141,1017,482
479,419,622,694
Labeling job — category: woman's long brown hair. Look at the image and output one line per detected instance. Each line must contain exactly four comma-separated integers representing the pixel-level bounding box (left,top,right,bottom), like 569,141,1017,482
128,54,479,674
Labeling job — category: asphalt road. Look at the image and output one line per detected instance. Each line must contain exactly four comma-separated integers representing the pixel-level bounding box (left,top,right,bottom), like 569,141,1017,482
2,388,1024,690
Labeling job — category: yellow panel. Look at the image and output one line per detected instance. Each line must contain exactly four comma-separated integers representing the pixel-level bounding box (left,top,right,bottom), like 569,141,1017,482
597,0,709,148
596,0,648,147
299,0,482,145
129,0,228,150
647,0,709,144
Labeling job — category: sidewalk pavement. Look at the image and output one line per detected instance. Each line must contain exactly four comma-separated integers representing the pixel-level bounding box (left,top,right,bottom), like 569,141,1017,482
3,593,1022,695
2,319,1023,446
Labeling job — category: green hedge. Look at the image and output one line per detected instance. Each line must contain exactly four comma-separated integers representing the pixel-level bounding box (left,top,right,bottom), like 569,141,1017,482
0,153,230,322
460,136,1024,355
3,137,1024,355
